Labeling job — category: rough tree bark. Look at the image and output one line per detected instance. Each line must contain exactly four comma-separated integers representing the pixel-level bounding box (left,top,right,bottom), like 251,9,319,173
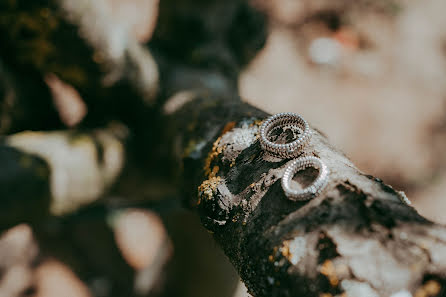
1,0,446,297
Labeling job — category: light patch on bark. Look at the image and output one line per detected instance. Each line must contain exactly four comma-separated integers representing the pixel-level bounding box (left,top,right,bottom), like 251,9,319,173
237,165,285,215
283,236,307,265
59,0,158,101
427,227,446,243
163,90,198,115
428,242,446,269
7,130,124,215
328,227,411,293
393,225,446,270
218,122,259,164
306,131,401,204
341,280,379,297
390,290,412,297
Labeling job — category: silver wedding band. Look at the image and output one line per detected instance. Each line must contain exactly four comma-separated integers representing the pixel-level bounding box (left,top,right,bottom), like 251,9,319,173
259,112,329,201
281,156,329,201
260,112,311,158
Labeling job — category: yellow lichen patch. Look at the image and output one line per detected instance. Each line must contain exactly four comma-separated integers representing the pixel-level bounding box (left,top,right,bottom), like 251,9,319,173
320,260,339,287
209,166,219,178
203,136,223,177
415,280,441,297
250,120,262,140
197,176,222,205
204,119,262,174
281,241,291,258
251,119,263,127
222,121,236,134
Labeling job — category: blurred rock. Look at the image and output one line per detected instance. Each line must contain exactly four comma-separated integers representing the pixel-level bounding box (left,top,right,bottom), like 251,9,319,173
106,0,159,42
45,74,87,127
113,209,169,270
0,224,37,297
0,224,38,269
0,265,33,297
112,209,171,295
35,260,92,297
6,129,125,215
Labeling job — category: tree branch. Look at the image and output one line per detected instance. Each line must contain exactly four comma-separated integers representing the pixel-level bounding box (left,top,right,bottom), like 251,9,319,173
151,1,446,296
164,94,446,296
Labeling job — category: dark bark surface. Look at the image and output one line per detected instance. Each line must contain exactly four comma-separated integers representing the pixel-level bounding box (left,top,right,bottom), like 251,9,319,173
1,0,446,296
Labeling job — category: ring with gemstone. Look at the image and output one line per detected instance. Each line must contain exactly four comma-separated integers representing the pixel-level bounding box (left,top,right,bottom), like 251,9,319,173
281,156,329,201
259,112,311,158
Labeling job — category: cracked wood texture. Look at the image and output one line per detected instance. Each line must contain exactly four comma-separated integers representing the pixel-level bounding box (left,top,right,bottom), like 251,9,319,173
1,0,446,297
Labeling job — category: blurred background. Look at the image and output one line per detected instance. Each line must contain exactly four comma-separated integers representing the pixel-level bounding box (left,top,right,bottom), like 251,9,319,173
1,0,446,297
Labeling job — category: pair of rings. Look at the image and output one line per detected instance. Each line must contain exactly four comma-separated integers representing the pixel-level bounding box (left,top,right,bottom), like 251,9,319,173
260,112,330,201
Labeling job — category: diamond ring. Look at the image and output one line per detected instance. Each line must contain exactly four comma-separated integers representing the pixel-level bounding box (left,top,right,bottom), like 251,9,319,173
260,112,311,158
281,156,329,201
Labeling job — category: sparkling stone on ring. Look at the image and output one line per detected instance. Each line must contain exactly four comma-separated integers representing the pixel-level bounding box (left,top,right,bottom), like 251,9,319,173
281,156,329,201
259,112,311,159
